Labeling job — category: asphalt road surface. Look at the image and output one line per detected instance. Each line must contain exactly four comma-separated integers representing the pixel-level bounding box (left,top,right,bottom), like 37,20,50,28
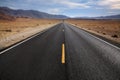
0,23,120,80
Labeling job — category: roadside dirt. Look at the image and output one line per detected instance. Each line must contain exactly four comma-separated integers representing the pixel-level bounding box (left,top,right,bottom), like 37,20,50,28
66,19,120,43
0,18,61,49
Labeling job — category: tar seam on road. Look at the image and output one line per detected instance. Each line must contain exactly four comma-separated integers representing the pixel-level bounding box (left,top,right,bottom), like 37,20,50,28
62,43,65,64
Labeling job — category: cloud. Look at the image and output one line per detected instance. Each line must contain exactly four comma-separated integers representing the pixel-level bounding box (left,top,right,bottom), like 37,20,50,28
98,0,120,9
111,4,120,9
107,11,118,14
47,8,61,14
46,0,91,9
59,1,90,8
0,0,119,17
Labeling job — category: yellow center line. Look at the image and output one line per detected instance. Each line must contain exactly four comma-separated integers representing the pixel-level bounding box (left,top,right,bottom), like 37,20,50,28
62,43,65,64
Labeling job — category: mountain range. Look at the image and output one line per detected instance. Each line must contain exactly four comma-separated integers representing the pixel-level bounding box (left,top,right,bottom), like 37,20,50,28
0,6,120,20
95,14,120,19
0,7,68,19
0,11,15,20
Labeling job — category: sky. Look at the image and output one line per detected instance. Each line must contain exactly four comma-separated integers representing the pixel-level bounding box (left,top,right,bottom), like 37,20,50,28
0,0,120,17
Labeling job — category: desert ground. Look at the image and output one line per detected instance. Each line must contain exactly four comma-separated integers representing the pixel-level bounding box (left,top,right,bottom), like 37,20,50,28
0,18,61,49
0,18,120,50
66,19,120,43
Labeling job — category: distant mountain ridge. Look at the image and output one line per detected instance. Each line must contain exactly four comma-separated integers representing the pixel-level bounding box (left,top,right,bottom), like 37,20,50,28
73,14,120,19
0,11,15,20
0,7,68,19
95,14,120,19
0,6,120,19
75,14,120,19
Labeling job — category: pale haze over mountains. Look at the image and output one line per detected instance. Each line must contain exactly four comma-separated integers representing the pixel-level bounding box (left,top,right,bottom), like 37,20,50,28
0,7,68,19
0,7,120,19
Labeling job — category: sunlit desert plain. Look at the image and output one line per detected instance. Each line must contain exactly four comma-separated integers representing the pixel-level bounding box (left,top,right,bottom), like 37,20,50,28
0,18,120,50
67,19,120,43
0,18,61,49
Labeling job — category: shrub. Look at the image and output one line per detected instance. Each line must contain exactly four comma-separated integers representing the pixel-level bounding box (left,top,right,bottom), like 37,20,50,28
103,33,106,35
5,30,12,32
111,34,118,38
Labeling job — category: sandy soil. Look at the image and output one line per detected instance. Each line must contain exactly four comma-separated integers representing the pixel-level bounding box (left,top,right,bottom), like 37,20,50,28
0,18,120,50
0,18,61,49
66,19,120,43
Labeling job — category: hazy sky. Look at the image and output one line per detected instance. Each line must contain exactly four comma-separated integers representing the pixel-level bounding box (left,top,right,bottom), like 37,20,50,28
0,0,120,17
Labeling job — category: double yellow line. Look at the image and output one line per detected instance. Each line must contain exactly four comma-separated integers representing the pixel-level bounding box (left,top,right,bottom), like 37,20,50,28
62,43,65,64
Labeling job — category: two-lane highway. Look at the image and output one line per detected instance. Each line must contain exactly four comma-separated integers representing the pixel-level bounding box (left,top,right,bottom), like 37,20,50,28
0,23,120,80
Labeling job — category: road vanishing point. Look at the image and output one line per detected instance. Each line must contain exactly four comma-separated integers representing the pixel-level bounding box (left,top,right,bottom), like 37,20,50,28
0,23,120,80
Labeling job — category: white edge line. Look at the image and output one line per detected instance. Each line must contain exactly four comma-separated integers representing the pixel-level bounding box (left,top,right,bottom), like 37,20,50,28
0,28,49,54
70,23,120,50
89,33,120,50
0,22,61,54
